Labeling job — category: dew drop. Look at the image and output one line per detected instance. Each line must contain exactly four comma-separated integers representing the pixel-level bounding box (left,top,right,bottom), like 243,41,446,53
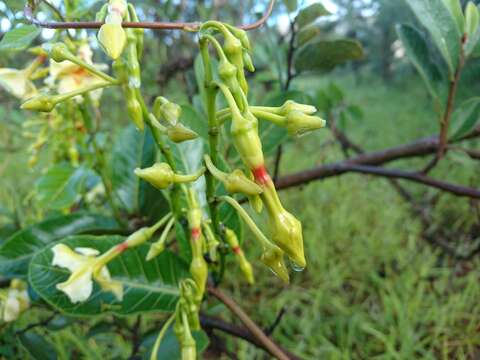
289,259,305,272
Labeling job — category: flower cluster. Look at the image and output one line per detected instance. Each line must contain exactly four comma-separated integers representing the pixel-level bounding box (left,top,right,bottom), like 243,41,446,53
2,1,325,355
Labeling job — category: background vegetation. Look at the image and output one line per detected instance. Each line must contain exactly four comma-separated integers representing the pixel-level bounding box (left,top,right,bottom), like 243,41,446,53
1,0,480,359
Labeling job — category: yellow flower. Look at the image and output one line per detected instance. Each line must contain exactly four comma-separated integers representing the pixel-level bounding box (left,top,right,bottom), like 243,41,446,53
0,68,37,100
52,244,123,303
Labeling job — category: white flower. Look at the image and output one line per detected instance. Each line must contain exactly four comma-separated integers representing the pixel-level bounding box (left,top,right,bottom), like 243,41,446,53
52,244,123,304
46,44,108,103
0,68,37,100
0,280,30,322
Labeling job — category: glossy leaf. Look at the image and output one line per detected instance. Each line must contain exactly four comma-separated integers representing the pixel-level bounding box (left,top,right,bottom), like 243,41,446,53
35,164,89,210
297,23,322,47
0,213,121,277
296,3,330,28
396,24,444,106
404,0,462,76
29,235,189,316
449,97,480,140
142,327,209,359
180,104,209,140
0,25,41,52
465,2,480,56
17,331,57,360
294,39,363,74
442,0,465,32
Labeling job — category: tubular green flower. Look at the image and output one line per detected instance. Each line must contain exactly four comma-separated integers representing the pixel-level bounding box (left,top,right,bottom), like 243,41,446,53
134,163,205,189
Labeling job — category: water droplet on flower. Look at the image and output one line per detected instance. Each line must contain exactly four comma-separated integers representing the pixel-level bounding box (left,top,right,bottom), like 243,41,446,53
290,260,305,272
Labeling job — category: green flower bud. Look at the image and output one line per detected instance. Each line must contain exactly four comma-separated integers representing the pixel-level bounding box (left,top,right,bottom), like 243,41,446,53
225,25,252,52
190,257,208,298
21,94,56,112
231,111,265,169
146,242,165,261
98,21,127,60
134,163,204,189
223,33,248,93
261,183,306,270
125,88,144,130
49,43,74,63
167,123,199,143
261,243,290,283
243,51,255,72
280,100,317,115
204,155,262,196
285,110,326,136
153,96,182,124
181,333,196,360
135,163,174,189
225,228,255,285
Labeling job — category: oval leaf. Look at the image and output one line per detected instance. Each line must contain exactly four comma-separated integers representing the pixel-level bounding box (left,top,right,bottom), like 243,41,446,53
396,24,444,106
296,3,330,28
449,97,480,139
29,235,189,316
404,0,462,76
0,25,41,52
294,39,364,74
0,213,121,277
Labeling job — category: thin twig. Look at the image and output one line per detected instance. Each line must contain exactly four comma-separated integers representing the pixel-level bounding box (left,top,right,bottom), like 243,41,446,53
422,34,467,173
207,286,292,360
24,0,275,31
200,314,300,360
265,306,287,336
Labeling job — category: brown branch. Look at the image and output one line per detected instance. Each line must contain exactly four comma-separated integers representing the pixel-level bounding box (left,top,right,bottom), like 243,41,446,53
275,129,480,198
423,35,467,173
200,314,300,360
207,286,292,360
24,0,275,31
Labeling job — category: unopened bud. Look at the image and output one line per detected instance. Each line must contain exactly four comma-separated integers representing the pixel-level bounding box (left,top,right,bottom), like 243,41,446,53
261,244,289,283
21,94,56,112
98,22,127,60
280,100,317,115
285,111,326,136
167,123,198,143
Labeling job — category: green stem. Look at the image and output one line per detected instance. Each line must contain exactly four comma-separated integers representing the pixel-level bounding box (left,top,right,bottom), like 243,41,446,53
53,81,115,104
200,39,221,232
219,196,271,247
150,314,175,360
216,107,285,126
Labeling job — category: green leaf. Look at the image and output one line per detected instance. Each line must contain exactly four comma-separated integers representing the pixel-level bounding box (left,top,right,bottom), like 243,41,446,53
17,331,57,360
449,97,480,139
180,105,209,140
260,90,314,153
284,0,298,13
465,2,480,56
29,235,189,316
396,24,444,106
296,3,330,28
0,25,41,52
294,39,363,74
142,327,209,360
404,0,462,76
442,0,465,32
35,164,88,210
0,213,121,277
297,23,322,47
